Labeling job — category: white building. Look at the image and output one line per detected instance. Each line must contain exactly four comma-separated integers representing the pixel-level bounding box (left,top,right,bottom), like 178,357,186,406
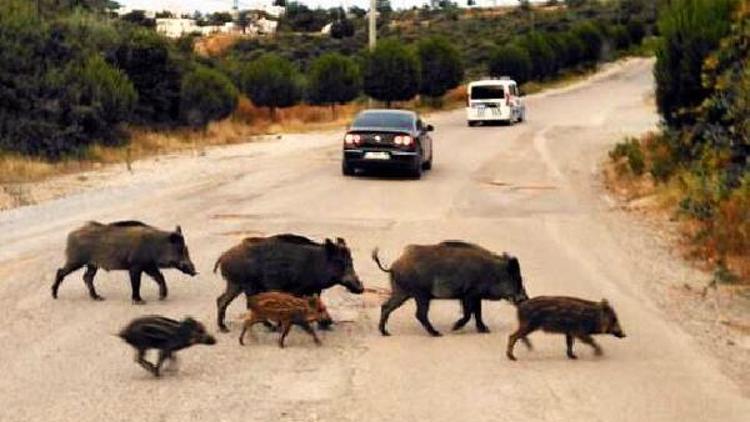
156,18,199,38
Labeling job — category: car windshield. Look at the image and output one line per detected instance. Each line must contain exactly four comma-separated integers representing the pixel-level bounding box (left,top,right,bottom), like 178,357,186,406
352,112,414,130
470,85,505,100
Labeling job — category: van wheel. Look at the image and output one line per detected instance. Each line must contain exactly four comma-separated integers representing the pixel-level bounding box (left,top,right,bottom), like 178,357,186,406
467,121,476,127
422,158,432,170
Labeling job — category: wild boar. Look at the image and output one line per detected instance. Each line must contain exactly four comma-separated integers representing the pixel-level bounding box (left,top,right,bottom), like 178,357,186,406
213,234,364,332
52,221,197,304
118,315,216,377
239,291,326,348
506,296,626,361
372,241,528,337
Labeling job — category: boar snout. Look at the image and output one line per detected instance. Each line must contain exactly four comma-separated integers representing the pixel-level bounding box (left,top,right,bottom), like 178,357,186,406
610,324,626,338
201,334,217,345
177,261,198,276
341,275,365,294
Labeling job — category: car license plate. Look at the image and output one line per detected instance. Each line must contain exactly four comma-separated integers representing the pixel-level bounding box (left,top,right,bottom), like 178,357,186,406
364,151,390,160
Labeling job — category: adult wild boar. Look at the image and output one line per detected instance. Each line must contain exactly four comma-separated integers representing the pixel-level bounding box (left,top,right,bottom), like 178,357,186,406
506,296,626,360
213,234,364,332
52,221,197,304
372,241,528,337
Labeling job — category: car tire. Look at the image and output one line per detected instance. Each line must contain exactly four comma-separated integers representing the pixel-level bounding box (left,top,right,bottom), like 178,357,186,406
467,121,477,127
422,158,432,171
410,160,423,179
342,161,355,176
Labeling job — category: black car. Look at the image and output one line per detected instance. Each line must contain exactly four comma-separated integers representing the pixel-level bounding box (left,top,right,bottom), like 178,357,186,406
342,109,434,178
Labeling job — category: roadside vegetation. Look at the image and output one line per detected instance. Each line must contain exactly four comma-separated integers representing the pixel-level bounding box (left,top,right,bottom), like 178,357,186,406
607,0,750,282
1,0,656,183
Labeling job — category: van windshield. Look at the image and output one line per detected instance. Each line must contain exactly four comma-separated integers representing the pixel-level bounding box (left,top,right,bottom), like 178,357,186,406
470,86,505,100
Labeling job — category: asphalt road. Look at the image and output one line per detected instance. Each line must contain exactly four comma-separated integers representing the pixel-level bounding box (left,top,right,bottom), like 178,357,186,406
1,58,748,421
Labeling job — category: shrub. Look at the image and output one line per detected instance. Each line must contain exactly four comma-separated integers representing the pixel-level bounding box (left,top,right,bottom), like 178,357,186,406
363,39,421,107
610,137,645,176
487,44,532,84
572,21,604,63
559,31,585,68
626,20,646,45
517,33,556,79
654,0,736,126
307,53,361,116
110,28,186,125
330,19,355,39
610,25,631,51
416,36,464,99
180,66,238,129
239,53,303,120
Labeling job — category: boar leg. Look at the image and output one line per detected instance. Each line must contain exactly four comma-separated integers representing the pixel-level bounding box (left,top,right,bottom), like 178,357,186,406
298,321,322,346
506,324,534,361
278,321,293,348
52,262,84,299
135,349,157,376
129,270,146,305
565,334,578,359
415,297,441,337
144,267,168,300
154,350,173,377
82,265,104,301
379,292,411,336
452,298,474,331
472,299,490,333
577,334,603,356
217,283,243,332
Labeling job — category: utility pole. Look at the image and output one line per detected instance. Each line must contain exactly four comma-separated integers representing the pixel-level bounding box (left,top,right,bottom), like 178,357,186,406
369,0,377,51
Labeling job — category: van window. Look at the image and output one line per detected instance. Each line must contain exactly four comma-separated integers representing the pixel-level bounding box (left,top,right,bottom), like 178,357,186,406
470,86,505,100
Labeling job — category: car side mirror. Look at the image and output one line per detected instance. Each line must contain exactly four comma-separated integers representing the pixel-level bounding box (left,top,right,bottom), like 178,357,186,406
425,124,434,132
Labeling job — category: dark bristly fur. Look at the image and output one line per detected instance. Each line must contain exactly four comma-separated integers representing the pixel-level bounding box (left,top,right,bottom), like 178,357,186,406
52,221,197,304
372,241,528,337
119,315,216,377
506,296,627,361
239,292,326,348
213,234,363,332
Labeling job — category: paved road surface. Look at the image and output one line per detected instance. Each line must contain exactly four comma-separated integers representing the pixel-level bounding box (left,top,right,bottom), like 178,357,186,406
1,58,748,421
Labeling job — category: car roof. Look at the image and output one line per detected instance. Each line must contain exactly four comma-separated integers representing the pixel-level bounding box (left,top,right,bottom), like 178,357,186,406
357,109,418,118
468,79,516,87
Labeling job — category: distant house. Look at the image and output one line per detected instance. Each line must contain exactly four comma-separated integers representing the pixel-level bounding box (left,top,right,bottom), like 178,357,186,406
156,18,199,38
321,22,332,35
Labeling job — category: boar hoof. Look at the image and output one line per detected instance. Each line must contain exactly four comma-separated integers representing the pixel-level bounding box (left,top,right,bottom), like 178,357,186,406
219,326,230,333
132,299,146,305
506,353,517,361
477,326,490,334
93,295,105,301
429,331,443,337
567,353,578,360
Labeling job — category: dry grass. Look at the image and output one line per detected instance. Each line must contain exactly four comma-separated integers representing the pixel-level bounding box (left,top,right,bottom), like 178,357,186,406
194,33,243,57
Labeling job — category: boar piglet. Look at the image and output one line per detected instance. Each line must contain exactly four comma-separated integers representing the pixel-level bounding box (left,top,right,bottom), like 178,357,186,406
119,315,216,377
373,241,528,337
506,296,626,361
239,292,325,348
214,234,363,332
53,221,197,304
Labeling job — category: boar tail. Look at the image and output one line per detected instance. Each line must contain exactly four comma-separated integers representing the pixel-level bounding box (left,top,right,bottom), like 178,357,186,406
371,248,392,273
213,256,222,274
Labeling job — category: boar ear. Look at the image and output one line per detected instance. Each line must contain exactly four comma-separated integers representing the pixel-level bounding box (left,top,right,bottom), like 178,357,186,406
600,298,610,308
169,232,183,244
336,237,346,246
507,257,520,276
325,238,337,255
175,225,182,235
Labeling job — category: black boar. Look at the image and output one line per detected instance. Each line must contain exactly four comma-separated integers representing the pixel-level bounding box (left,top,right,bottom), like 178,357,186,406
506,296,626,360
239,292,326,348
118,315,216,377
213,234,364,332
52,221,197,304
372,241,528,337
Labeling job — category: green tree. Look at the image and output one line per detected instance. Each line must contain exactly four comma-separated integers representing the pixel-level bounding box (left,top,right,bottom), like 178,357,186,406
416,36,464,101
655,0,736,126
308,53,361,117
363,39,421,108
180,66,238,129
572,21,604,63
330,19,355,39
487,44,532,84
239,53,303,120
518,33,556,79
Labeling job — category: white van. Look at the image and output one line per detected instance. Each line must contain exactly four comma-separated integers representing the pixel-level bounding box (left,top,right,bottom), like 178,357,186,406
466,78,525,126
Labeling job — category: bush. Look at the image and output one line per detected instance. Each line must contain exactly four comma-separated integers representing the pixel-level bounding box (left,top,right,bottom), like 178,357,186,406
558,31,585,68
572,21,604,63
517,33,556,79
416,36,464,99
610,25,631,51
307,53,361,116
330,19,355,39
626,20,646,45
610,137,645,176
363,39,421,107
180,66,238,129
110,28,186,125
654,0,736,126
239,53,303,120
487,44,532,84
